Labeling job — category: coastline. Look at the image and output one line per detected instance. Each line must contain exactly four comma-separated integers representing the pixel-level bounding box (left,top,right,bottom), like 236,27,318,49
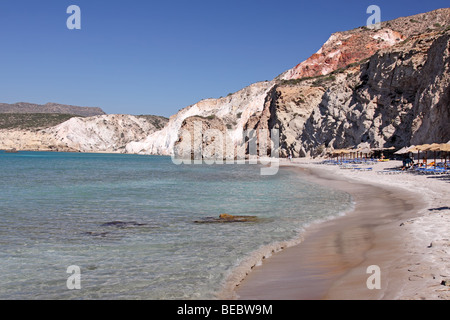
232,159,450,300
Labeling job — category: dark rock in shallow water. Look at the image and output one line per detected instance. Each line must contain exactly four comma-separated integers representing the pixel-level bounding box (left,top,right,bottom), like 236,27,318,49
82,221,152,240
100,221,148,228
83,231,109,237
83,221,152,239
194,214,259,224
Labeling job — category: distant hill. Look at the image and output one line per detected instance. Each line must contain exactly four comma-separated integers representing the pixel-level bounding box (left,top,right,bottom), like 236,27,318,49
0,102,106,117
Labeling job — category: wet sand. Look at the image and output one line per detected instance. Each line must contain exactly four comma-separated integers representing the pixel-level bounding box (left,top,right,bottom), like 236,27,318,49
235,164,427,300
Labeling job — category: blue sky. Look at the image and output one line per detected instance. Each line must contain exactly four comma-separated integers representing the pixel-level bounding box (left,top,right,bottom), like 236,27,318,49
0,0,448,117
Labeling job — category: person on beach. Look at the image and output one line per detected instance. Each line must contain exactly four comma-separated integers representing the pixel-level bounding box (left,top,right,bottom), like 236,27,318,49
401,157,414,170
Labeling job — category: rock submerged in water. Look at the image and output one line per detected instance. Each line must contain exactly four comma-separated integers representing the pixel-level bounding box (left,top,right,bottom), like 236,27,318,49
194,214,258,224
83,231,109,237
219,214,258,222
100,221,148,228
83,221,152,239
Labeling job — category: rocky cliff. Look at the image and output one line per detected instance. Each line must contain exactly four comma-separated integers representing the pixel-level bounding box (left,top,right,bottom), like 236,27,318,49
0,114,168,153
294,28,450,157
126,8,449,158
279,9,450,81
125,81,275,156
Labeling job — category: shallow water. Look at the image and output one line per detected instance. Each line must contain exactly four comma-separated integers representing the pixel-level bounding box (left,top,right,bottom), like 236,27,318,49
0,151,352,299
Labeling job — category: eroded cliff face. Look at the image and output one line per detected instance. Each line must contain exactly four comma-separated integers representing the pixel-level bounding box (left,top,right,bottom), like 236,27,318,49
169,28,449,160
125,81,275,155
0,114,168,153
280,8,450,81
296,30,450,156
172,115,236,160
410,32,450,145
127,8,449,158
280,28,405,81
0,129,68,152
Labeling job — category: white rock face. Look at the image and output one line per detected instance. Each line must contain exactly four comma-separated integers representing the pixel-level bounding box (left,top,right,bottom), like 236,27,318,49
0,129,62,151
47,114,167,153
125,81,275,155
0,114,167,153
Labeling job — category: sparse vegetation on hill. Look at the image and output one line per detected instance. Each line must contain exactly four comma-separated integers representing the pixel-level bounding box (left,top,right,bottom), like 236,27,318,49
0,113,78,130
135,115,169,130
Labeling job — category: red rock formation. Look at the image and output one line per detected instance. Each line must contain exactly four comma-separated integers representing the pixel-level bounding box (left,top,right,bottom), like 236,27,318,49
282,8,450,81
282,29,406,80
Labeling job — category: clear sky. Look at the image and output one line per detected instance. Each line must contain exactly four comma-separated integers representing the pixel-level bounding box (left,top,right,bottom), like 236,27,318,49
0,0,448,117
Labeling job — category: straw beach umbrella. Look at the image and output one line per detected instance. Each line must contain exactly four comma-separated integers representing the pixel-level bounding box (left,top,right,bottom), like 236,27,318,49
394,146,409,155
359,147,371,159
444,144,450,167
354,143,371,159
440,143,450,166
429,143,450,167
426,143,443,167
331,149,342,161
402,145,416,160
415,144,432,151
415,144,433,165
428,143,450,152
407,145,425,164
332,148,352,161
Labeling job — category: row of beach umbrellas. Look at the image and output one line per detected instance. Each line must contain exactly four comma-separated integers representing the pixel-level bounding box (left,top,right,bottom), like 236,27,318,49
395,143,450,167
405,143,450,153
329,143,450,165
331,146,394,157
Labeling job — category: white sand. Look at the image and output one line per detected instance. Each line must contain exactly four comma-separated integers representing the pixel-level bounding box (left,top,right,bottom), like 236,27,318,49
292,158,450,299
235,158,450,300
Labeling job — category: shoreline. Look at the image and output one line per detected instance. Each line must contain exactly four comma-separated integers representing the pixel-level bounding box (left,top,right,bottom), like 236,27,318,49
232,159,450,300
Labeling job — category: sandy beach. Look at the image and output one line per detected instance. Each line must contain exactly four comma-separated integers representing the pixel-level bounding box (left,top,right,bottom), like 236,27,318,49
233,158,450,300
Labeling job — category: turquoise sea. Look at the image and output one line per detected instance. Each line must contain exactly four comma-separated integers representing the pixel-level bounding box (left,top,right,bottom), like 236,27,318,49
0,151,352,299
